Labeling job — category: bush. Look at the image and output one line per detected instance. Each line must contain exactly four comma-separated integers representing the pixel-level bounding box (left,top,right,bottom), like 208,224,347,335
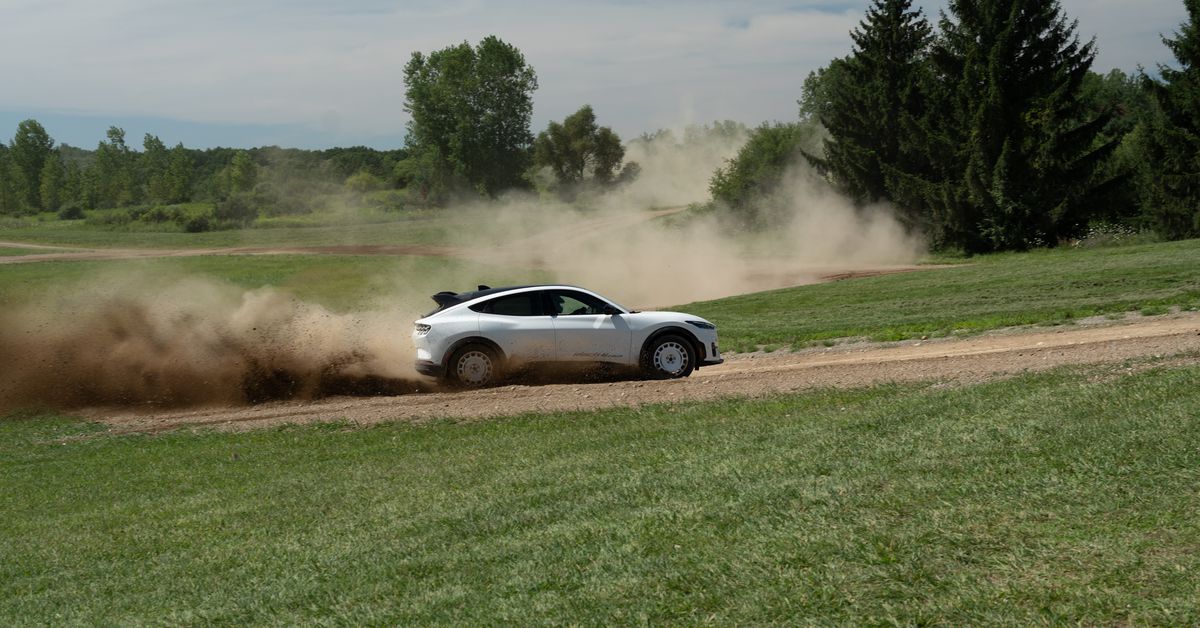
213,194,259,225
138,205,182,224
708,122,822,227
56,202,85,220
182,212,213,233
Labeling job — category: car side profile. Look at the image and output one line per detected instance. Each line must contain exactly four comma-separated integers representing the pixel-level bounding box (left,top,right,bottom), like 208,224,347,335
413,285,722,386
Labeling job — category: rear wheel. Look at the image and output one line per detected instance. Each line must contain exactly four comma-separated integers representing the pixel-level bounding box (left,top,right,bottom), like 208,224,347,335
642,334,696,379
449,344,501,387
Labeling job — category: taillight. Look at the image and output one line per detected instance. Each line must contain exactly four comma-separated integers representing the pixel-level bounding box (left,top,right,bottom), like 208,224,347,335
414,323,431,336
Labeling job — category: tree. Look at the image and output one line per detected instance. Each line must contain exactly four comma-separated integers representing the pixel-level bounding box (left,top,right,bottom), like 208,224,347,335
896,0,1118,251
230,150,258,193
85,127,137,208
533,105,627,196
142,134,170,203
404,36,538,198
38,151,65,212
163,143,195,203
0,145,28,215
1142,0,1200,239
810,0,932,209
9,119,55,210
709,123,824,226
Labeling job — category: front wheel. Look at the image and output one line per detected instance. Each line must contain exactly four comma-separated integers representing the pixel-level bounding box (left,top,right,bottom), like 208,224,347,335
448,344,501,387
641,335,696,379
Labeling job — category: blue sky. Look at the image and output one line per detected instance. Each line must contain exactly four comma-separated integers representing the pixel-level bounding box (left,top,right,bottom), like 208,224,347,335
0,0,1188,150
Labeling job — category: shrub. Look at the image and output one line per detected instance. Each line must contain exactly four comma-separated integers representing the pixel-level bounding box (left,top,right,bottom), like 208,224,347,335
213,194,259,225
56,202,85,220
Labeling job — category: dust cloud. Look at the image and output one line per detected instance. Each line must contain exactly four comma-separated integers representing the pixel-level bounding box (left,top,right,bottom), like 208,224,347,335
455,129,923,307
0,275,428,410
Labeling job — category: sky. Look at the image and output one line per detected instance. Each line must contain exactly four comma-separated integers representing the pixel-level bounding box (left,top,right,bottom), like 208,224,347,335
0,0,1189,150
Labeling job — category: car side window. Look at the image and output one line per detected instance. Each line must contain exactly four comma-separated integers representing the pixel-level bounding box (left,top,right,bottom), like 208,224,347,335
470,293,543,316
547,290,612,316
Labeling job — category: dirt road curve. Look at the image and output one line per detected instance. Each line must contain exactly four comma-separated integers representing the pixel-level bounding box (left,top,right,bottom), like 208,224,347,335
92,312,1200,434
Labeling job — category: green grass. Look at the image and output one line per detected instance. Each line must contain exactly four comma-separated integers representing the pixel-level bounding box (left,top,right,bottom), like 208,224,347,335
3,364,1199,624
0,208,460,249
686,238,1200,352
0,255,550,311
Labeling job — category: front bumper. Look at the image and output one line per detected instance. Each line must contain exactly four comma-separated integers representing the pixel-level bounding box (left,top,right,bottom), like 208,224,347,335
698,340,723,367
415,359,445,378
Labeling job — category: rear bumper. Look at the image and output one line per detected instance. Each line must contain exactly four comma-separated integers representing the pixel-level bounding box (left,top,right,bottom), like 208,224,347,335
415,359,445,378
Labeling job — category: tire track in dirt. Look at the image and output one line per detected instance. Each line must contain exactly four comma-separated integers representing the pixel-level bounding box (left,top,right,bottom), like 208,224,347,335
89,312,1200,434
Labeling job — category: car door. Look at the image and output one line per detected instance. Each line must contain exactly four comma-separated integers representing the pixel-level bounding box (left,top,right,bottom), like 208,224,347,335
471,291,556,363
545,289,633,363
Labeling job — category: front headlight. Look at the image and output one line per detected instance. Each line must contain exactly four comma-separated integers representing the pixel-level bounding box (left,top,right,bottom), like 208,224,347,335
686,320,716,330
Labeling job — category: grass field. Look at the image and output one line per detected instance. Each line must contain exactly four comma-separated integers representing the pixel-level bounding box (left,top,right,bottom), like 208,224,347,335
0,209,460,249
0,255,552,311
3,363,1198,624
687,238,1200,352
4,233,1200,622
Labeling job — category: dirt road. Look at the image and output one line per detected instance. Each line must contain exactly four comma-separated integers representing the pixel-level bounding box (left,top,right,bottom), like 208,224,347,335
91,312,1200,434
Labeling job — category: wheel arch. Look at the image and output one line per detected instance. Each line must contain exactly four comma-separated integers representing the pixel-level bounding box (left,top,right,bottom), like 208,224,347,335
639,326,704,362
443,336,507,368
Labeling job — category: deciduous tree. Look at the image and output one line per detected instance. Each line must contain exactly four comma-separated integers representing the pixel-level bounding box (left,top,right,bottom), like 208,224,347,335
9,119,55,210
533,105,628,196
404,36,538,198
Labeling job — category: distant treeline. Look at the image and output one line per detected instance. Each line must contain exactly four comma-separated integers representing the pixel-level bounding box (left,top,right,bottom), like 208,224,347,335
0,122,409,227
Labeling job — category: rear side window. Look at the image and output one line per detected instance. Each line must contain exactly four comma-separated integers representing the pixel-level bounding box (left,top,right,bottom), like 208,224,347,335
470,292,543,316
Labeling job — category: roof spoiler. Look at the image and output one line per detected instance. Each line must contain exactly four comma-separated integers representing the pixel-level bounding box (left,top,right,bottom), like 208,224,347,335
431,291,460,308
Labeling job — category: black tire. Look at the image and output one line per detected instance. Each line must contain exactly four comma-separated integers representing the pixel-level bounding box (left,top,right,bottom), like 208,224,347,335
641,334,696,379
448,344,501,387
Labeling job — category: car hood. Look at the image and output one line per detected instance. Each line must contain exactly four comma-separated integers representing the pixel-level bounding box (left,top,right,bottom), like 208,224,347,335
624,310,714,326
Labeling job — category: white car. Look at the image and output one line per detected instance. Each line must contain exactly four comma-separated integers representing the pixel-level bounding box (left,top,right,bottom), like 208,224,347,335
413,284,723,386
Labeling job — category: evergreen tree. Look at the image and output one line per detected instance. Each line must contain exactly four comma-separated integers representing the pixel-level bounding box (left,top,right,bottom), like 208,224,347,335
812,0,932,212
901,0,1119,252
9,119,55,210
1142,0,1200,239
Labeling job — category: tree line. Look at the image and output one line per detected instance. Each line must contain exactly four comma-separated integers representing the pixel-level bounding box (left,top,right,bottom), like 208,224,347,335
790,0,1200,252
0,121,410,227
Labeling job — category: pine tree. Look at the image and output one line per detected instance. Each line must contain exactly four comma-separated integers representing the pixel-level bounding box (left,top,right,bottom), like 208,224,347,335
1142,0,1200,239
905,0,1117,251
813,0,932,214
